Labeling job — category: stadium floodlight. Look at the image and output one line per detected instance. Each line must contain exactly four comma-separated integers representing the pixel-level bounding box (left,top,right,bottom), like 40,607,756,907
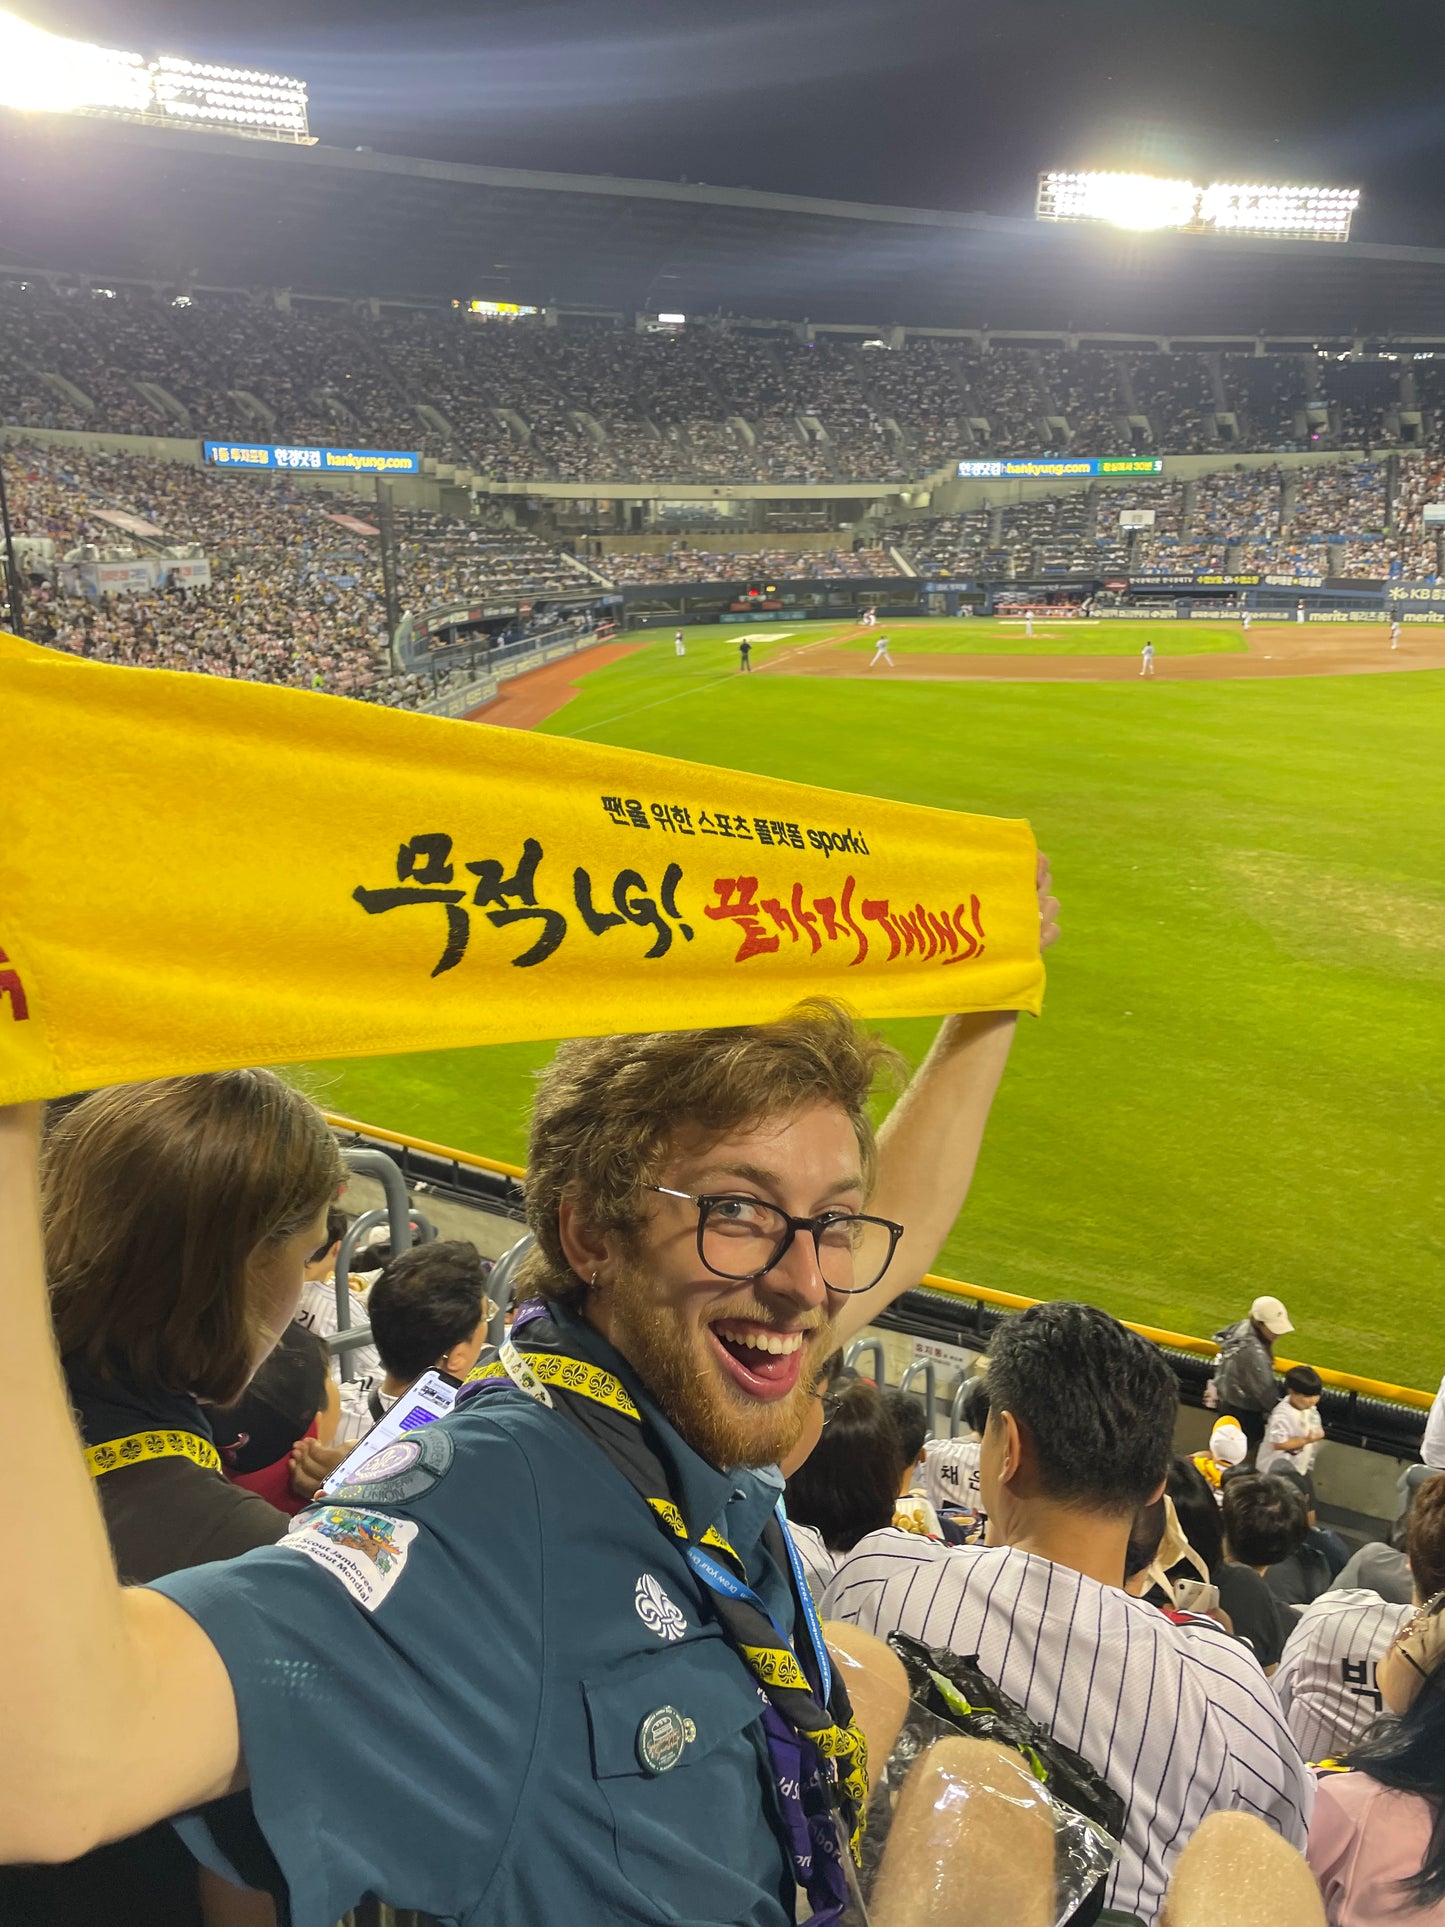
1036,171,1198,232
0,10,311,141
1199,181,1359,242
1036,169,1359,242
656,312,687,326
0,11,150,116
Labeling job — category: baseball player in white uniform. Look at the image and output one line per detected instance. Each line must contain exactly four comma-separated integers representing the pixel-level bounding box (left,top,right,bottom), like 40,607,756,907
868,633,895,669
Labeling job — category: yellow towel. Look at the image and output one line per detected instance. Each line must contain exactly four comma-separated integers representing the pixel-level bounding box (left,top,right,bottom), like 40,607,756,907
0,636,1043,1101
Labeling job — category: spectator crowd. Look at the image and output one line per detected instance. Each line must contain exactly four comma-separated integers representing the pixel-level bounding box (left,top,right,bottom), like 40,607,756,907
898,456,1444,582
10,274,1445,488
3,740,1445,1927
4,444,591,706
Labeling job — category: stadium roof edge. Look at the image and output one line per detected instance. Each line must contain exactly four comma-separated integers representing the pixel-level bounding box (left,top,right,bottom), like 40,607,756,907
0,109,1033,235
13,110,1445,263
10,109,1445,330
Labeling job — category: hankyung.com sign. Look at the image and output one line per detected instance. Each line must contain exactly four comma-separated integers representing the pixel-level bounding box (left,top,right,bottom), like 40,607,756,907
203,442,421,475
958,456,1163,480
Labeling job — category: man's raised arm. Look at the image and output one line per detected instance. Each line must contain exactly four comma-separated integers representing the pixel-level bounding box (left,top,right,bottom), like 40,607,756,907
836,853,1058,1348
0,1104,243,1864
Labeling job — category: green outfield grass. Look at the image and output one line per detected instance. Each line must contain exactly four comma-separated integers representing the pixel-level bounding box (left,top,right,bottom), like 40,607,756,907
291,635,1445,1388
834,616,1248,656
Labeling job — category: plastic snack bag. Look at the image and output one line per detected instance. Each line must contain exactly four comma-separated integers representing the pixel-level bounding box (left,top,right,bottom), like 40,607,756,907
824,1630,1120,1927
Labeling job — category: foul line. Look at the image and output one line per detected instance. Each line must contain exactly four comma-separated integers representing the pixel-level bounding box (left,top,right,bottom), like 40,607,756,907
568,668,742,736
568,625,866,735
760,626,869,671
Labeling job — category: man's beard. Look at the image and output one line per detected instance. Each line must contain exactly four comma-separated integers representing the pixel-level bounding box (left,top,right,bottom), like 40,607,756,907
606,1258,834,1470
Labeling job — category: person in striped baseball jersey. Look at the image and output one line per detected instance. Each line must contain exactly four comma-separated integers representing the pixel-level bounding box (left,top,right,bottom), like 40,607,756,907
822,1301,1311,1925
1273,1471,1445,1765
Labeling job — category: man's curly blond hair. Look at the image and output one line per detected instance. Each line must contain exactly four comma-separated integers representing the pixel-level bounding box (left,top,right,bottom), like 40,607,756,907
518,999,903,1313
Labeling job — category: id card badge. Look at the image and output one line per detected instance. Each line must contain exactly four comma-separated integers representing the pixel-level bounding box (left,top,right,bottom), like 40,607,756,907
320,1369,457,1496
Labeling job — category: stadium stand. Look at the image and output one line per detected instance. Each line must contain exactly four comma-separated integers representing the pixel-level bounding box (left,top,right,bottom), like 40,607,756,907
600,544,901,585
10,268,1445,484
893,456,1443,582
6,444,592,703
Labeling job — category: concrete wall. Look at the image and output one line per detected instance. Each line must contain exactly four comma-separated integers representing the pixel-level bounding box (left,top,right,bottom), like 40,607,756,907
593,530,852,555
862,1320,1413,1533
1,424,446,511
2,424,203,463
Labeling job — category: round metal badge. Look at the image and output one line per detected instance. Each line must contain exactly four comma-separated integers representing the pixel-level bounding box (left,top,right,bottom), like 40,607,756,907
329,1422,455,1506
636,1705,691,1775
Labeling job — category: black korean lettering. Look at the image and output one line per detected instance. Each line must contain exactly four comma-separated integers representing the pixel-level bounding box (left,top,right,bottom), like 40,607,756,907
353,832,470,977
466,838,566,968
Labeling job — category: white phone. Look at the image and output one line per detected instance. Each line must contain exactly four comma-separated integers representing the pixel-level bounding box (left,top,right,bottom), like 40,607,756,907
319,1369,458,1496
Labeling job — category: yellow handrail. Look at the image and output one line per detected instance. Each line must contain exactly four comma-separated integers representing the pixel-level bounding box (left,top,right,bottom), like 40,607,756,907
324,1111,1433,1413
324,1111,526,1181
916,1273,1435,1411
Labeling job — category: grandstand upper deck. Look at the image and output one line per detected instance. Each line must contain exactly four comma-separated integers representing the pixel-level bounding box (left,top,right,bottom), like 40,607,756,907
5,273,1445,488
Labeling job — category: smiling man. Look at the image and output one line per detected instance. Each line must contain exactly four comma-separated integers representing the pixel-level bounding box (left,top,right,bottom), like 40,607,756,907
0,868,1058,1927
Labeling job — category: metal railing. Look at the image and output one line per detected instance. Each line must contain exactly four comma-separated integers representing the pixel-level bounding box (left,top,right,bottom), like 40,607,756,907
896,1358,938,1437
329,1148,437,1382
843,1336,885,1383
319,1112,1434,1450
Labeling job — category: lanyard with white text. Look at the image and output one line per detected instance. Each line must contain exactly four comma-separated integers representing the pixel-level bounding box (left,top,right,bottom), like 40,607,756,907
683,1508,833,1709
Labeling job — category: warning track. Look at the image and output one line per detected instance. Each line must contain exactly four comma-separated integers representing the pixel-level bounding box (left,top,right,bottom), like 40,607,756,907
463,642,642,727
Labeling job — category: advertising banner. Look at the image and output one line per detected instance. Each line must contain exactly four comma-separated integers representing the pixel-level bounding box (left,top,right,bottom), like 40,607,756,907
203,442,422,475
1128,573,1260,590
80,560,154,596
0,635,1044,1103
159,558,213,590
1094,606,1184,619
1385,581,1445,609
957,457,1164,480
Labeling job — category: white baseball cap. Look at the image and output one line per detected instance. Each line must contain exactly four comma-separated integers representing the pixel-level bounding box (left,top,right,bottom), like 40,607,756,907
1209,1419,1248,1467
1251,1294,1294,1337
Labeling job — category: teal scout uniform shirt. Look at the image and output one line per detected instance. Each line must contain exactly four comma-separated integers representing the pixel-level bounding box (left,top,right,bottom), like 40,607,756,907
151,1312,798,1927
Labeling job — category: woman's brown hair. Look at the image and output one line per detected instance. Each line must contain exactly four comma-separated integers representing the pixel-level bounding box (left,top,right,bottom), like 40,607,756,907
44,1071,342,1404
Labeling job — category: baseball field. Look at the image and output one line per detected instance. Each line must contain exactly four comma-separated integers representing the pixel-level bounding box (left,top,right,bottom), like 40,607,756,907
289,619,1445,1388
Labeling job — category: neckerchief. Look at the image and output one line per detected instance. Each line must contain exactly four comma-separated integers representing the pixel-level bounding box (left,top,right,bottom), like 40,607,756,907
66,1360,222,1477
457,1307,868,1926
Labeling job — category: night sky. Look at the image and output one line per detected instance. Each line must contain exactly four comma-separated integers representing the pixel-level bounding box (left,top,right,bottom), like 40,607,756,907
29,0,1445,243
